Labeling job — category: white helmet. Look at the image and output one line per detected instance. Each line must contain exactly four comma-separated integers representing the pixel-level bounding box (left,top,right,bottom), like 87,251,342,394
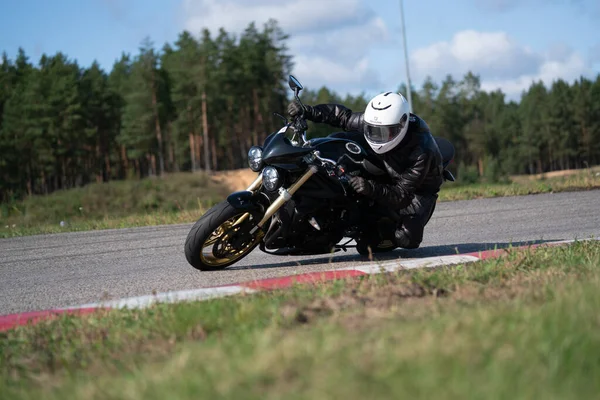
363,92,411,154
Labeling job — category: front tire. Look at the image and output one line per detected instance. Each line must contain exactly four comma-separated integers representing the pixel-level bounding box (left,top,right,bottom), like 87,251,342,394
184,201,264,271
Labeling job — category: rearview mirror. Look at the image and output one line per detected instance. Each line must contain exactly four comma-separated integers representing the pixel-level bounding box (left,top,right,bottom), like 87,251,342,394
288,75,303,92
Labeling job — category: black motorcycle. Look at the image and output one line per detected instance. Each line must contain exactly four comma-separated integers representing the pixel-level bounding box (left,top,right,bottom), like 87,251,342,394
184,75,455,271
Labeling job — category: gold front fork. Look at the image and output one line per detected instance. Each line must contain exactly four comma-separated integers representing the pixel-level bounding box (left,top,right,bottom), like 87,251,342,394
246,174,263,191
232,173,264,226
251,166,318,233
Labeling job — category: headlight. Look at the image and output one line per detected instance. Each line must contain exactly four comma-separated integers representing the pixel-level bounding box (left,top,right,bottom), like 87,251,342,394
248,146,263,172
262,166,280,191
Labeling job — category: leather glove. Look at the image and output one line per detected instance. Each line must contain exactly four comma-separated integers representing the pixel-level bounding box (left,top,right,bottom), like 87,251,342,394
287,101,313,120
349,176,374,197
287,101,304,119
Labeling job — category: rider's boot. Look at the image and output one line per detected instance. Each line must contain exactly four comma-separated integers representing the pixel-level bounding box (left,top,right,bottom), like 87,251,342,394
393,227,420,249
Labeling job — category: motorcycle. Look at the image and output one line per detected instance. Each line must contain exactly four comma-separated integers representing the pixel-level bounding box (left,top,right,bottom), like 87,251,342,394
184,75,455,271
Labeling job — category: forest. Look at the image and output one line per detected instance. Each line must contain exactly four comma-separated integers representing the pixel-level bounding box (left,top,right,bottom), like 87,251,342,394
1,19,600,203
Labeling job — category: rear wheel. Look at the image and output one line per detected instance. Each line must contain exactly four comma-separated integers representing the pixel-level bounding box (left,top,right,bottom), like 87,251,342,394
184,201,264,271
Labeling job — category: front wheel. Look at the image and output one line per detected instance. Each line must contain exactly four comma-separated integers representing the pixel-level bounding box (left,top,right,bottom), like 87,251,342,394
184,201,264,271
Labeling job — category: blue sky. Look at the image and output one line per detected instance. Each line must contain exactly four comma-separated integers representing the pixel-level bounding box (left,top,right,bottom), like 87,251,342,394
1,0,599,100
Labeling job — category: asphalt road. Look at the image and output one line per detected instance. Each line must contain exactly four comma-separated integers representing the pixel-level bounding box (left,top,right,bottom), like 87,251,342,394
1,190,599,315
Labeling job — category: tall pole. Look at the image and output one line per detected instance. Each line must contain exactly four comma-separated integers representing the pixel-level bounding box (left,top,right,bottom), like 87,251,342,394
399,0,413,113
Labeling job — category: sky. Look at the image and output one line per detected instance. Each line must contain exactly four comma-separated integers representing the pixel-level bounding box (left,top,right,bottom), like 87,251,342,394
1,0,599,101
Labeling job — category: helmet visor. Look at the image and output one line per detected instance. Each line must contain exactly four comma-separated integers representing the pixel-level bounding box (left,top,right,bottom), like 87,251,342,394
364,115,408,144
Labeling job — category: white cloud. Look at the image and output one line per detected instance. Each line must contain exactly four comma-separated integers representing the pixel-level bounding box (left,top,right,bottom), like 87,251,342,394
288,16,388,64
410,30,592,99
181,0,389,94
293,55,381,93
481,52,589,96
183,0,369,35
412,30,541,81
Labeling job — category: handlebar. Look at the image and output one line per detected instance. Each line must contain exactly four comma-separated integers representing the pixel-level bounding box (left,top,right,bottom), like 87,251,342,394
286,116,309,146
310,150,352,192
313,151,336,166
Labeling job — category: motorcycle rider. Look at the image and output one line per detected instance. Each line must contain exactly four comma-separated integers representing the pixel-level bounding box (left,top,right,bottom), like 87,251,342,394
288,91,443,250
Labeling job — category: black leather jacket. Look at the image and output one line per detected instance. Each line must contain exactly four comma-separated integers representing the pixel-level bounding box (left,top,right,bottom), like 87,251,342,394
306,103,444,209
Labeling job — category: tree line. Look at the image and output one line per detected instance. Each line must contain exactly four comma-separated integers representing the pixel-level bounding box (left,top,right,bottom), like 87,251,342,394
407,72,600,180
0,21,292,202
1,19,600,202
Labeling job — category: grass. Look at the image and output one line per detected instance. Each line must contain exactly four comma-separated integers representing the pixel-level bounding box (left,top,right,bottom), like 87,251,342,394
0,172,228,238
1,240,600,399
439,165,600,201
1,167,599,238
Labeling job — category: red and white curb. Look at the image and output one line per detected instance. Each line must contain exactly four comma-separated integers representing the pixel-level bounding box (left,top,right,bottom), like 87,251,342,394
0,238,593,331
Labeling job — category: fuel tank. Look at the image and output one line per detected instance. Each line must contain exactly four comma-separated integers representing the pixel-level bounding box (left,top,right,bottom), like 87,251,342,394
307,137,387,179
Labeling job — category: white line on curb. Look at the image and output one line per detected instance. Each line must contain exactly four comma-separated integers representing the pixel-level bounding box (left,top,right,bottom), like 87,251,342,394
343,255,481,274
62,285,256,310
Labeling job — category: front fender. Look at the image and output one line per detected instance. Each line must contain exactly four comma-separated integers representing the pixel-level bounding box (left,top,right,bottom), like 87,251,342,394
226,191,263,211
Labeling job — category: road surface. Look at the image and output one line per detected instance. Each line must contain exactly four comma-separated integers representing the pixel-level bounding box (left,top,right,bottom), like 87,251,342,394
1,190,599,314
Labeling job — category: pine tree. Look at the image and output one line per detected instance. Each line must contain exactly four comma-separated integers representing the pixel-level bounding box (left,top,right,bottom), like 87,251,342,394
572,77,599,168
458,72,486,174
164,31,204,172
519,81,548,174
433,75,465,164
590,76,600,165
119,38,167,177
0,53,15,200
42,53,86,189
108,54,132,178
547,79,576,170
80,61,117,182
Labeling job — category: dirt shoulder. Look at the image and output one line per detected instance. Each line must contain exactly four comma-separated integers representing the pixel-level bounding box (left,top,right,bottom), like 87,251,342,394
211,169,258,192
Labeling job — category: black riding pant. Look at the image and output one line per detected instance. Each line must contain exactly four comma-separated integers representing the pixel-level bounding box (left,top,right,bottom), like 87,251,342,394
393,193,437,249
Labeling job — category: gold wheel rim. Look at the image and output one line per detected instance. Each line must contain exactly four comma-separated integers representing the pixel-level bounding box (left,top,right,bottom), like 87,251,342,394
199,213,263,267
